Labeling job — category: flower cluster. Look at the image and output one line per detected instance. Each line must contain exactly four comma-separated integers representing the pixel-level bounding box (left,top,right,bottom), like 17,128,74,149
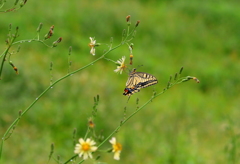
74,137,122,160
88,37,130,74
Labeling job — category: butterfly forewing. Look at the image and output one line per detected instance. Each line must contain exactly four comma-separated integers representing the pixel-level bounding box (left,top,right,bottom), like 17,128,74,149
123,70,158,96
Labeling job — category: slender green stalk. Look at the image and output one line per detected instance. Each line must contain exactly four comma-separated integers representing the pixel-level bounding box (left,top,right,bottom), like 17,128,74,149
0,48,10,78
12,39,52,47
97,90,163,149
0,27,137,160
0,27,19,78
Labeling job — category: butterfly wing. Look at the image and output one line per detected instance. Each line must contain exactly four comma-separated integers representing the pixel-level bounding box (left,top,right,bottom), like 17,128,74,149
123,70,158,96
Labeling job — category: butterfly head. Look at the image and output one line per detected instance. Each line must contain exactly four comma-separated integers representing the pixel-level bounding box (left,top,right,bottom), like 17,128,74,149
123,88,132,96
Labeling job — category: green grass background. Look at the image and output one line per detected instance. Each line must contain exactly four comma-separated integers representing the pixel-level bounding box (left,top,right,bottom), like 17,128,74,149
1,0,240,163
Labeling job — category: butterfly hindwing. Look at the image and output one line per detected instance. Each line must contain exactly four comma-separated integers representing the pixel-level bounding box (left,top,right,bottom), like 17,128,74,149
123,69,158,96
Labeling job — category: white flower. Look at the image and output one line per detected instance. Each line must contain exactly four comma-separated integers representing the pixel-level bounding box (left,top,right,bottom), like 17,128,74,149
74,138,98,160
109,137,122,160
89,37,96,56
114,56,126,74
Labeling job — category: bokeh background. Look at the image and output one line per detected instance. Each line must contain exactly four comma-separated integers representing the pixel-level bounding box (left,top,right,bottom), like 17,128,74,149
1,0,240,163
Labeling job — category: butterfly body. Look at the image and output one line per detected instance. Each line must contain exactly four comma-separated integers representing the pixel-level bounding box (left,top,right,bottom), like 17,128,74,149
123,69,158,96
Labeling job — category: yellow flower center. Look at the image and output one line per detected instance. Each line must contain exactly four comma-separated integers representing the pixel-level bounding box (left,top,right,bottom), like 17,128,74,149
113,143,122,151
120,64,126,68
82,143,90,151
88,43,94,48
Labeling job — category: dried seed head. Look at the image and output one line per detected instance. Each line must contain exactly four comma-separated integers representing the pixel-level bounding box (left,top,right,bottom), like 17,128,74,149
135,20,140,27
193,77,200,83
126,15,131,22
88,118,95,128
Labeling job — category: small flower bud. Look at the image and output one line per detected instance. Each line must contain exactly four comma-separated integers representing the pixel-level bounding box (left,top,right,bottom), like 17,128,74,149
130,54,133,65
126,15,131,22
9,61,19,74
50,62,53,71
174,72,178,80
18,110,22,117
182,76,200,83
128,45,132,53
44,25,54,39
52,37,62,47
135,20,140,27
37,23,43,32
126,15,131,26
14,0,19,6
72,128,77,146
136,98,139,105
68,46,72,55
179,67,184,74
193,77,200,83
95,155,101,160
169,75,172,82
9,24,12,31
96,94,99,102
50,143,54,155
110,37,113,44
13,66,19,74
50,25,54,31
167,81,171,89
88,117,95,128
20,0,27,7
44,29,53,40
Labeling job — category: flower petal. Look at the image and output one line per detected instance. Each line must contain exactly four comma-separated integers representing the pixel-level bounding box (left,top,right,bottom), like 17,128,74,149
88,152,93,159
109,137,116,144
91,146,98,151
89,140,96,146
83,152,89,160
79,138,85,144
114,151,120,160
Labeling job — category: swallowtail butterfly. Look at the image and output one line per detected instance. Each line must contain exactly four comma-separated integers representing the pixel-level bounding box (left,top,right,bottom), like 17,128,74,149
123,69,158,96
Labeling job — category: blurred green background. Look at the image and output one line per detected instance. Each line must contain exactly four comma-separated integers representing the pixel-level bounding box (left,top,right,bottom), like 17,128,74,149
1,0,240,163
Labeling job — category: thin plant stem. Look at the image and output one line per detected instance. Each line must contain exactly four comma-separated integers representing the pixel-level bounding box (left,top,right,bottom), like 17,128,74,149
13,39,52,47
96,90,164,149
0,27,137,159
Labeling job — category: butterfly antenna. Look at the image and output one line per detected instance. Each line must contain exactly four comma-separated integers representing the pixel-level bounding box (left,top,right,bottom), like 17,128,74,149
136,65,143,70
128,68,132,73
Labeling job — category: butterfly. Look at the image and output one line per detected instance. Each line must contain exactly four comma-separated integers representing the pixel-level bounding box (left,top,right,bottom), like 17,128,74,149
123,68,158,96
